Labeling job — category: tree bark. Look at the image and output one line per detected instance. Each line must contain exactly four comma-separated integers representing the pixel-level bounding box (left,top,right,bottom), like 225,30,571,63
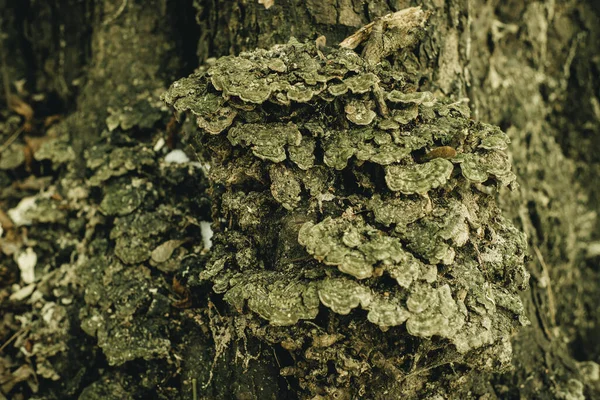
0,0,598,399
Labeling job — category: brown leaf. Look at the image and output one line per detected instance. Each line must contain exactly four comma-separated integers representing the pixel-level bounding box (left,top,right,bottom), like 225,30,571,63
0,208,14,231
0,363,37,394
172,276,192,308
8,95,34,133
43,115,62,128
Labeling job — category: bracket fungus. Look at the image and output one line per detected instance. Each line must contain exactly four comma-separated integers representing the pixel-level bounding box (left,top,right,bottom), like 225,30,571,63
385,158,454,194
317,278,373,315
163,37,529,387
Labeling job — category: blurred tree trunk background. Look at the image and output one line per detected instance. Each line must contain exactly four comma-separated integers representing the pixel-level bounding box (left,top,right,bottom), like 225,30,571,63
0,0,598,399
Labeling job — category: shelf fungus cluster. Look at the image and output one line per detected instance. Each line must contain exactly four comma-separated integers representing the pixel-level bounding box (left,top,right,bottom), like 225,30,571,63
164,38,529,382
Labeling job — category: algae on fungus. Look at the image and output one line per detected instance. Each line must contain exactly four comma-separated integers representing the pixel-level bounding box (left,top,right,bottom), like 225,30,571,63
164,37,529,390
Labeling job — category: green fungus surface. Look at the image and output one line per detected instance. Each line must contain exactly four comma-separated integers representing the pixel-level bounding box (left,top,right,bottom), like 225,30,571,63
163,38,529,386
385,158,454,194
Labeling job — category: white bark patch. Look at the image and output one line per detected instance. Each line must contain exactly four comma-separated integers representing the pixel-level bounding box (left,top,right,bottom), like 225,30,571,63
164,149,189,164
17,247,37,284
200,221,213,250
258,0,274,9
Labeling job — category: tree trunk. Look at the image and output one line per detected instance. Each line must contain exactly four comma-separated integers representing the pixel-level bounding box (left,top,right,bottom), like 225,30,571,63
0,1,598,399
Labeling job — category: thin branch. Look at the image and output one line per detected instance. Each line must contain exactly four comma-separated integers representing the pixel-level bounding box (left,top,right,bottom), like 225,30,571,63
0,125,24,154
533,245,557,327
103,0,128,26
0,325,31,353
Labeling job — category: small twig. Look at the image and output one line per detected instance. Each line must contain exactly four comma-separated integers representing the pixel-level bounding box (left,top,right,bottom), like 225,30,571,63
103,0,128,26
301,320,324,331
1,26,11,105
472,240,489,278
533,245,557,327
372,83,389,117
0,125,24,154
1,33,31,148
399,358,459,383
286,255,312,263
0,325,31,353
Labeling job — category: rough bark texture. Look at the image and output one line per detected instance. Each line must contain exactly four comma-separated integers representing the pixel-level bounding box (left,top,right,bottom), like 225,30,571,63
0,0,598,399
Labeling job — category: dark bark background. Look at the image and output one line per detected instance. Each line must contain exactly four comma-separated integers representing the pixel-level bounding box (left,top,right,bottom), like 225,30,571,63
0,0,598,399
